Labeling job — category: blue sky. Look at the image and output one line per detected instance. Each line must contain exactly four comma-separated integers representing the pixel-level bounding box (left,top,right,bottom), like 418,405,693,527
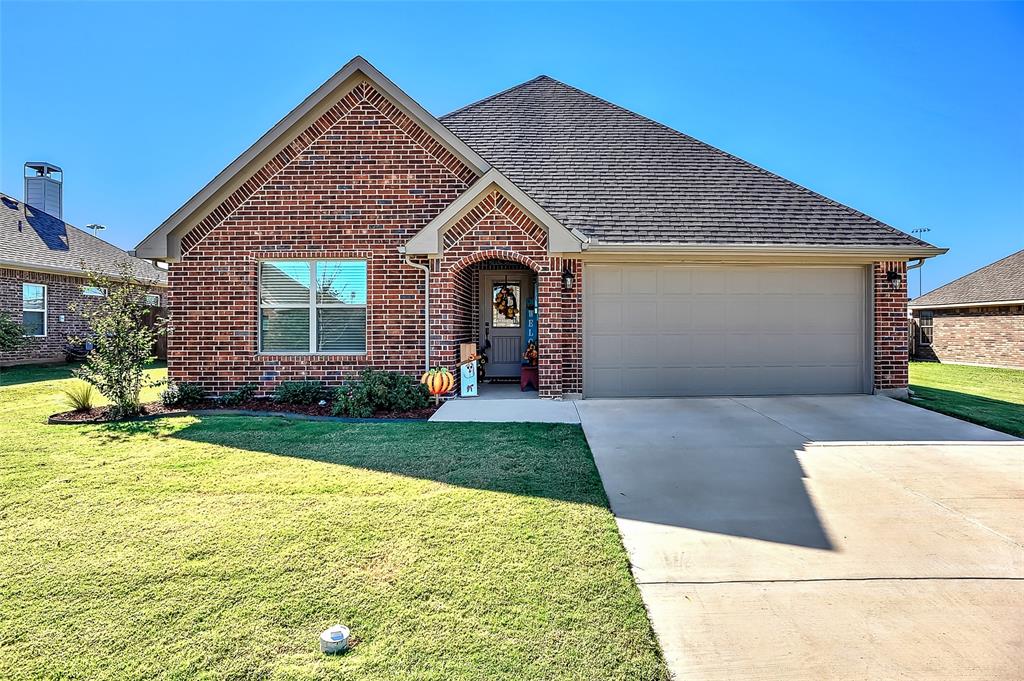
2,2,1021,296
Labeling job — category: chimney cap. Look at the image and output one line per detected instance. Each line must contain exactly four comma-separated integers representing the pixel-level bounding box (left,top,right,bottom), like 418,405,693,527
24,162,63,177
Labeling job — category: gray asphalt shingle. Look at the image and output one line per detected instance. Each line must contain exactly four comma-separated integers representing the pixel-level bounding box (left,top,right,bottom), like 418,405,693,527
0,193,167,284
912,249,1024,307
442,76,933,248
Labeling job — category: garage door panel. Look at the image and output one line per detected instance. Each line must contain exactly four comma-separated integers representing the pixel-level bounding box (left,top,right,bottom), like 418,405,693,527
657,334,693,365
589,267,624,295
588,334,623,366
625,300,658,328
590,300,623,331
658,300,692,331
623,335,659,367
661,268,693,294
585,265,867,397
626,268,658,294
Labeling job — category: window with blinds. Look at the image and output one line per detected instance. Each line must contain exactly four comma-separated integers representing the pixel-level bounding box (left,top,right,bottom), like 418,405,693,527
259,260,367,354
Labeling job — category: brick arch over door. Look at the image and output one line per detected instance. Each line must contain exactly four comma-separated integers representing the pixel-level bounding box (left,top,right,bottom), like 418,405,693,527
428,188,583,398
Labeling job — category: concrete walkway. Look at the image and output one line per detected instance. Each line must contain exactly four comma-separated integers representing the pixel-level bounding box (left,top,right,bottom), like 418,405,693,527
576,396,1023,681
430,393,580,423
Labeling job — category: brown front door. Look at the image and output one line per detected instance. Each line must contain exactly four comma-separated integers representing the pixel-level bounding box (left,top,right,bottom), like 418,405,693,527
481,271,531,378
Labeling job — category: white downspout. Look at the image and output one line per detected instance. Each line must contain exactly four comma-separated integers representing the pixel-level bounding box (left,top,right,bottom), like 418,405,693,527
399,247,430,372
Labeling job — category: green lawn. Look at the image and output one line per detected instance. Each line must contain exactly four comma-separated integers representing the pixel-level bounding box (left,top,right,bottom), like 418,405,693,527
0,364,667,680
909,361,1024,437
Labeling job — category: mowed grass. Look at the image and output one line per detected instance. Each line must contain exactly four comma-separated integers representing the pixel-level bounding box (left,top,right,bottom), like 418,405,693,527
909,361,1024,437
0,364,667,680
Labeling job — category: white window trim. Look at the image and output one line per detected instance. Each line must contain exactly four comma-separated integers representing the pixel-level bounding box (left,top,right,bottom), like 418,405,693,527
257,259,368,356
22,283,47,337
144,293,161,307
82,286,108,297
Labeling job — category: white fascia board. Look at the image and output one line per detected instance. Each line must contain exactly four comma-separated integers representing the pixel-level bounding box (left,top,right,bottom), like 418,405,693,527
135,56,490,260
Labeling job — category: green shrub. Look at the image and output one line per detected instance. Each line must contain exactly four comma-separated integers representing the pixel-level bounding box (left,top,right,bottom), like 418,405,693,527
162,381,207,408
221,383,258,407
70,263,165,419
60,381,97,412
0,312,27,351
332,369,429,418
274,380,325,405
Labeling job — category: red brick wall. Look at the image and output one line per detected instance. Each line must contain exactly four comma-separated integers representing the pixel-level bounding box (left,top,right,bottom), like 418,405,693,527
0,268,165,366
873,261,909,392
913,305,1024,368
168,80,474,395
0,268,94,364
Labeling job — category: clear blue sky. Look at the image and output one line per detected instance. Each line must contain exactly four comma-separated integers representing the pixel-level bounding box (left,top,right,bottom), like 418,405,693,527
2,2,1021,296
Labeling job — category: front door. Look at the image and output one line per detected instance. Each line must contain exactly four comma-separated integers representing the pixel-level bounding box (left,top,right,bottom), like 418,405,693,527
481,272,530,378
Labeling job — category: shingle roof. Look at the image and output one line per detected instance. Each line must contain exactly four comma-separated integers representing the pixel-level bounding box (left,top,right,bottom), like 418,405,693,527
442,76,933,248
911,249,1024,307
0,193,167,284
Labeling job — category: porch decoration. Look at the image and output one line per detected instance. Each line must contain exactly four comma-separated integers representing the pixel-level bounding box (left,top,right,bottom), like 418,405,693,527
522,340,538,367
420,367,455,403
493,283,519,321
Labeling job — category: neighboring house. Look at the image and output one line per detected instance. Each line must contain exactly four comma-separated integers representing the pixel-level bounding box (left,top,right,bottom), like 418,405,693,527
909,249,1024,369
136,56,944,399
1,165,168,366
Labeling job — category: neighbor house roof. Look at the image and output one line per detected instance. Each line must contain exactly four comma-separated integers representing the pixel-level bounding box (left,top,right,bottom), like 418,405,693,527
0,193,167,284
910,249,1024,308
442,76,938,250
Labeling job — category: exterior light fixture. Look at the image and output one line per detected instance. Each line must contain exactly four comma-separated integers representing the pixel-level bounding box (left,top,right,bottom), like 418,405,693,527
886,269,902,290
561,266,575,291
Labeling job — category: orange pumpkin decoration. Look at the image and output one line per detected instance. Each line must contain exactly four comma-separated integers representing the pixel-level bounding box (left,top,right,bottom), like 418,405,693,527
420,367,454,402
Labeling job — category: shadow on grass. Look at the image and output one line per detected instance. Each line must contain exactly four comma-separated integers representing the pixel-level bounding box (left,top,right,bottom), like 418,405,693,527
908,385,1024,438
170,412,836,550
171,415,609,506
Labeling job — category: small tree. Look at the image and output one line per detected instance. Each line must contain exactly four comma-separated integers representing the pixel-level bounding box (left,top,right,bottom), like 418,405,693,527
71,263,165,419
0,312,27,352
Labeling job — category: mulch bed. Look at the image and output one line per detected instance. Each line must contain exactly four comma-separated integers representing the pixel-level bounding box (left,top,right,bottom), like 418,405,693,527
49,399,440,425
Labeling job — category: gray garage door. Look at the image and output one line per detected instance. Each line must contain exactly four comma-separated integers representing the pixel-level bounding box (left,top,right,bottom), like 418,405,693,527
584,265,868,397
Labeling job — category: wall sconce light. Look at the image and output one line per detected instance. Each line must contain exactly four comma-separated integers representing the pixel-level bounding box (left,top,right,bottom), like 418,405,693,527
886,269,903,290
561,266,575,291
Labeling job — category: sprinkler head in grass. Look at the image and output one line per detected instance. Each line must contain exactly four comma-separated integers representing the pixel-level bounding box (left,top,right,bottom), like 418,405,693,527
320,624,350,654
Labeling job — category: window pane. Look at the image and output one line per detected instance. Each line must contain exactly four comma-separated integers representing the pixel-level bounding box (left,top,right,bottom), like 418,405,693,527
317,308,366,353
260,261,310,305
23,284,45,311
317,261,366,305
23,310,44,336
260,308,310,352
82,286,106,297
145,294,161,307
492,283,521,328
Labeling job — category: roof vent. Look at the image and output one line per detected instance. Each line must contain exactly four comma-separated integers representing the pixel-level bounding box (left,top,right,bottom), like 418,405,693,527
24,162,63,219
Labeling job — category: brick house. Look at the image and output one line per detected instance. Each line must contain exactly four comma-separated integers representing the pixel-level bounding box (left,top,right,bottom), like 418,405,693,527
1,169,167,367
910,249,1023,369
135,57,944,399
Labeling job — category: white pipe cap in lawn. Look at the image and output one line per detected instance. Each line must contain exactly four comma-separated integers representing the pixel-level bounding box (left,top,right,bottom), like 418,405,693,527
319,624,350,654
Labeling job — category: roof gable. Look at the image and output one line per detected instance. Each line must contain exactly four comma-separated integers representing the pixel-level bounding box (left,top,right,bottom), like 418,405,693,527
405,169,583,255
136,57,489,260
911,249,1024,307
442,76,940,252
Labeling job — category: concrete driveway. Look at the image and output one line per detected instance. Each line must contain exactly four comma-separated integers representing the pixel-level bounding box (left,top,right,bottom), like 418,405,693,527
576,396,1023,681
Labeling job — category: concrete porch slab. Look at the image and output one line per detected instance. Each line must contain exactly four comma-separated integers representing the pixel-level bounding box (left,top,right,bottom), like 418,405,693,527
429,397,580,423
